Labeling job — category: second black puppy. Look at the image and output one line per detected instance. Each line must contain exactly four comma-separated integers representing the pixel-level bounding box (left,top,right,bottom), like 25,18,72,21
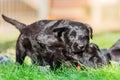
76,43,108,68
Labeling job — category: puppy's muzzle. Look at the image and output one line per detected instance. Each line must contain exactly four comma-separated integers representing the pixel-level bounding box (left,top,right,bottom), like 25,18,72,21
72,42,85,52
77,45,84,50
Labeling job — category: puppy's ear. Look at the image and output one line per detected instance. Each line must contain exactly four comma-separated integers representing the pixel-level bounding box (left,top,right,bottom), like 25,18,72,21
53,26,70,38
2,14,26,32
89,27,93,39
86,24,93,39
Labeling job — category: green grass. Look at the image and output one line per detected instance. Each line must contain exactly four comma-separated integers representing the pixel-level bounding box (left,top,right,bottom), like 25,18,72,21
0,31,120,80
0,63,120,80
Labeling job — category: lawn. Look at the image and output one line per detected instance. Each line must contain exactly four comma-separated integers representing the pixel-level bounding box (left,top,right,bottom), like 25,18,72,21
0,31,120,80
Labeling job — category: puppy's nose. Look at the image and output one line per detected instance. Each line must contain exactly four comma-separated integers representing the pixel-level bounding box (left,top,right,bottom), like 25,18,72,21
77,45,84,50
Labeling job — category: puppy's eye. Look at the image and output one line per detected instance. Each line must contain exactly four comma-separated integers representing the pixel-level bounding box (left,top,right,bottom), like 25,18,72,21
69,36,75,40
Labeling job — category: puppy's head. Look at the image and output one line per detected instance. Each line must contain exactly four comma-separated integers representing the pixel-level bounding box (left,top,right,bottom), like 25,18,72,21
78,43,107,68
53,21,93,53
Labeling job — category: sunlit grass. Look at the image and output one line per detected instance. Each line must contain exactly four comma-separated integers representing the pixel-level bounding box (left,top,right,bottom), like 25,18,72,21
0,63,120,80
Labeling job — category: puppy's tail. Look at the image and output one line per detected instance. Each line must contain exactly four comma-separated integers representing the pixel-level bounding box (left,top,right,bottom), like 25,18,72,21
2,14,26,32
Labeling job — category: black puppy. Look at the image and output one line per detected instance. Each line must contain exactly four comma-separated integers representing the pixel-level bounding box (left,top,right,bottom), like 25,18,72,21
2,15,92,68
106,39,120,65
75,43,108,68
